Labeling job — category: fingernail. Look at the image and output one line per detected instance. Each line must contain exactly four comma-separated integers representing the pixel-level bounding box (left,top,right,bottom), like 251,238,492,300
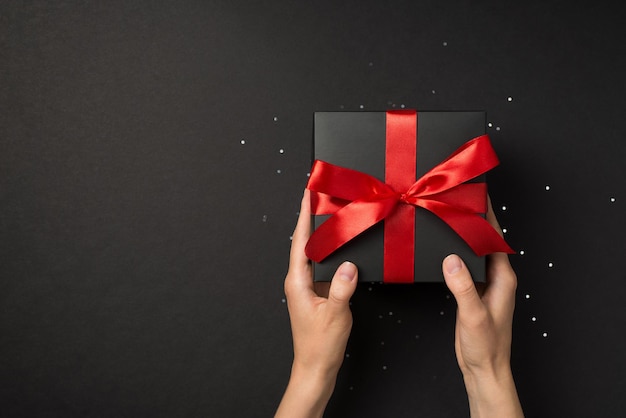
338,261,357,281
444,254,462,275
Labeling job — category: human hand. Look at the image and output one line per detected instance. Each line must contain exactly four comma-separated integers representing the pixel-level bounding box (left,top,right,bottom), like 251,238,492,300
275,190,358,418
442,197,524,417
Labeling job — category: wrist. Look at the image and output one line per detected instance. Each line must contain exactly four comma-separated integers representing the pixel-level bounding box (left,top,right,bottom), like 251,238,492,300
463,369,524,418
275,362,338,418
290,360,338,398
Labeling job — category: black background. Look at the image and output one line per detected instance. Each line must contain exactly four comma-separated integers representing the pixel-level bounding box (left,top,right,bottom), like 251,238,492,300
2,1,625,417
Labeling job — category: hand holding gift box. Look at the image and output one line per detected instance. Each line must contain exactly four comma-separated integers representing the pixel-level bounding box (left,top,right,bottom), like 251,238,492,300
277,189,524,417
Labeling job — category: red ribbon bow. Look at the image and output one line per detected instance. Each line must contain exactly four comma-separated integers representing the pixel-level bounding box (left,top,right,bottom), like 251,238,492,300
305,111,513,283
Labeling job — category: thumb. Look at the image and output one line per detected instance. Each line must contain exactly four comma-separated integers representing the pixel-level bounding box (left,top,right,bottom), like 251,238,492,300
442,254,484,318
326,261,358,313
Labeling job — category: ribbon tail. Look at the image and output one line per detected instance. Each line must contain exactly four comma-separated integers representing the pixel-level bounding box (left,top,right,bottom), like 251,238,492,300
305,197,398,262
420,200,515,256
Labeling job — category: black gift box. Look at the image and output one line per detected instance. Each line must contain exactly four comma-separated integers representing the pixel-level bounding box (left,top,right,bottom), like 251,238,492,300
311,111,488,283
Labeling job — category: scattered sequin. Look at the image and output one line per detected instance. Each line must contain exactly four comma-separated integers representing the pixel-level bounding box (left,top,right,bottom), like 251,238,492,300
488,122,493,127
359,104,364,109
502,205,507,211
381,341,385,345
240,139,246,144
545,185,551,191
276,169,282,174
400,104,405,108
368,62,373,66
440,311,445,315
262,215,268,222
289,236,292,241
525,294,530,299
349,386,354,390
382,365,388,370
548,262,553,268
507,96,513,102
281,298,286,303
415,335,420,339
279,149,284,154
496,126,501,131
306,172,310,177
542,332,548,337
502,228,507,234
531,317,537,322
397,319,402,324
388,311,393,316
442,41,448,46
431,89,436,94
379,315,383,319
610,197,616,202
346,353,350,358
273,116,278,121
368,287,372,291
519,250,525,255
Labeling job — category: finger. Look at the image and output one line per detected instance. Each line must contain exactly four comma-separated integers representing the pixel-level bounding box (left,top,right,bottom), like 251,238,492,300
326,261,358,315
289,189,312,267
285,190,315,297
442,254,486,319
484,196,517,298
485,253,518,315
486,195,503,237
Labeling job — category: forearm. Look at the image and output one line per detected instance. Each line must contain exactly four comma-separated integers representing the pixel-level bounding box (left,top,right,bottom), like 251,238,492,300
275,364,338,418
463,370,524,418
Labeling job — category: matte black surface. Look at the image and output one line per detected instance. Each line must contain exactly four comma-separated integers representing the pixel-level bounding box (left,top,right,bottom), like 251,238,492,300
2,1,626,417
313,112,485,283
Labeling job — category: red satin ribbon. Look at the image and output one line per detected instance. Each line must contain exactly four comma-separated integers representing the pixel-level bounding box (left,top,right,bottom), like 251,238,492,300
305,111,514,283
